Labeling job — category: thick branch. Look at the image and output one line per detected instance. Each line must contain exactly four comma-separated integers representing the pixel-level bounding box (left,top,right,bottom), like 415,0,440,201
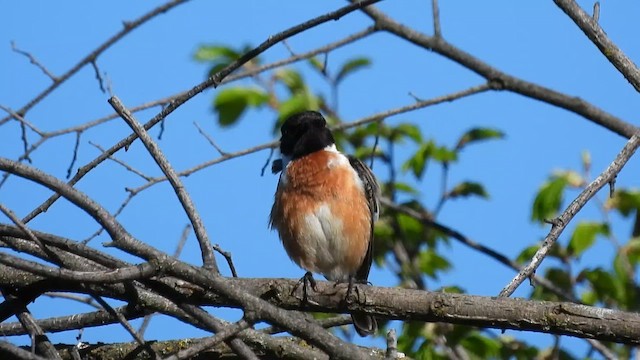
1,272,639,345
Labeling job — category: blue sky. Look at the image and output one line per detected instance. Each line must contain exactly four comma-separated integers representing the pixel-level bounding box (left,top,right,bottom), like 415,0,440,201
2,0,639,355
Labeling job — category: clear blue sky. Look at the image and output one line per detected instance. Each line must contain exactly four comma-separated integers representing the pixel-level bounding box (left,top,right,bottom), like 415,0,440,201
2,0,639,355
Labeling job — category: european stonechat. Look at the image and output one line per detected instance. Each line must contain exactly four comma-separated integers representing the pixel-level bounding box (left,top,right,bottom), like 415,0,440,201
270,111,379,336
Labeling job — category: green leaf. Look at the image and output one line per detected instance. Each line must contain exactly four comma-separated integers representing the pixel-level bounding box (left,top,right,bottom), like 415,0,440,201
417,249,451,278
193,45,239,62
393,123,422,143
581,290,598,305
567,221,608,257
393,181,419,195
516,244,539,264
455,127,505,150
335,57,371,84
607,189,640,217
625,237,640,266
396,213,424,243
531,177,567,223
447,181,489,200
353,146,384,160
461,333,500,358
275,69,305,94
578,267,617,304
431,145,457,163
402,142,432,179
213,87,268,126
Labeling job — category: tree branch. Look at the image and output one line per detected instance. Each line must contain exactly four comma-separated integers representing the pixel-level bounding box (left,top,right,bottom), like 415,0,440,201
2,274,639,346
499,133,640,297
109,96,218,272
0,0,191,125
554,0,640,92
352,1,639,139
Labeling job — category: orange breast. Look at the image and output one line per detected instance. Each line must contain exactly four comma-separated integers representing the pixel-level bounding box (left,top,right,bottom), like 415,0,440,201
270,150,371,280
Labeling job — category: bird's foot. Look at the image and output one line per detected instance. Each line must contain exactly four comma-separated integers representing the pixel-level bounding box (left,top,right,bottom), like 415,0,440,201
344,277,367,306
291,271,317,305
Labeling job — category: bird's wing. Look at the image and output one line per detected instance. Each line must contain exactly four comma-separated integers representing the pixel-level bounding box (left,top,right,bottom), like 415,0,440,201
347,156,380,282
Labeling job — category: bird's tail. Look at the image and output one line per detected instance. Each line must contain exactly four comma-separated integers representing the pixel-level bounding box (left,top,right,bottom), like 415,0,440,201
351,313,377,337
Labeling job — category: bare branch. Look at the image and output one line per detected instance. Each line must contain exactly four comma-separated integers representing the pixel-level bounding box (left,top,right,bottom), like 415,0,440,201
165,319,252,360
88,141,151,181
213,243,238,278
554,0,640,92
0,0,191,125
128,83,491,196
194,121,227,155
109,96,218,272
11,41,58,82
89,294,159,360
4,276,638,346
380,198,577,301
66,131,82,179
90,60,106,93
431,0,442,37
499,133,640,297
0,252,158,283
18,19,379,227
0,289,60,359
353,1,639,138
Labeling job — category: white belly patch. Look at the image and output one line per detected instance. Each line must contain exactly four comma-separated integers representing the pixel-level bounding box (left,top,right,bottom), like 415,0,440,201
300,203,351,281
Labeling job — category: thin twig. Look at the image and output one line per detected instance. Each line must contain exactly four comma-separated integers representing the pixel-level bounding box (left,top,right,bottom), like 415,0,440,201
11,41,58,82
164,319,253,360
44,292,101,310
0,0,191,125
194,122,227,155
499,133,640,297
66,131,82,179
89,293,159,360
260,148,276,176
354,1,639,138
431,0,442,37
109,96,218,272
0,105,44,136
88,141,151,181
0,289,60,359
128,83,490,196
19,23,379,226
0,204,57,262
213,244,238,278
380,198,577,301
138,224,192,337
90,60,106,93
335,82,492,130
209,0,381,87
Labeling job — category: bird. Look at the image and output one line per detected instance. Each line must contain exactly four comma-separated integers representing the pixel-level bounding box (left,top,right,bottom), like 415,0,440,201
269,110,379,337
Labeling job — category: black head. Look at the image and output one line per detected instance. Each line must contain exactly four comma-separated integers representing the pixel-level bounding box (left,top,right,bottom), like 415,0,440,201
279,111,334,160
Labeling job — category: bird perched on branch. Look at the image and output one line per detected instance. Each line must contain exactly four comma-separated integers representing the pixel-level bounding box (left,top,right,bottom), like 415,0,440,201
270,111,379,336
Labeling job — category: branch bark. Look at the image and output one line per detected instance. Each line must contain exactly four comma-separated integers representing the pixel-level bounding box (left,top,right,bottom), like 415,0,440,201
554,0,640,92
1,273,638,346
